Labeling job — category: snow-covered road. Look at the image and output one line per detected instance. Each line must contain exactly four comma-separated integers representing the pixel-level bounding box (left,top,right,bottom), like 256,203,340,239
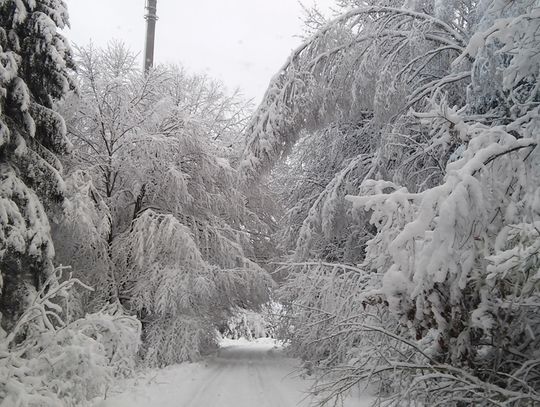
101,339,373,407
174,340,309,406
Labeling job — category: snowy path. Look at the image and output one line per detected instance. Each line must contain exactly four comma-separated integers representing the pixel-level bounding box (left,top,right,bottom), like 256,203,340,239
101,339,373,407
171,340,308,406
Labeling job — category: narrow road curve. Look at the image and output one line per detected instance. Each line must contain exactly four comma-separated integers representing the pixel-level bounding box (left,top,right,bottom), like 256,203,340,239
104,339,315,407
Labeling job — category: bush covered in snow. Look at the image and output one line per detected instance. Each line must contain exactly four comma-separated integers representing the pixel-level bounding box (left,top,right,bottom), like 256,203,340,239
0,268,141,406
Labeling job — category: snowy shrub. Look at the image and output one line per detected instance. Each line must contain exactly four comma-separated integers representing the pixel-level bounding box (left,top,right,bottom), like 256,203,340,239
0,268,141,406
143,315,217,367
67,304,141,378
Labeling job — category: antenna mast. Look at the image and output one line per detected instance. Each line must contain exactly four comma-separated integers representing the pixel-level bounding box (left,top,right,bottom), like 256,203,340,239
144,0,158,72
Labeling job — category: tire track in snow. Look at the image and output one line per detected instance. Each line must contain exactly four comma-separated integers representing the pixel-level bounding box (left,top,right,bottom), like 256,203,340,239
182,361,228,407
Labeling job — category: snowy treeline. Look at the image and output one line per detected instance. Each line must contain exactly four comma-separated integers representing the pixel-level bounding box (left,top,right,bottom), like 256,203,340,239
243,0,540,405
219,306,276,340
0,1,274,404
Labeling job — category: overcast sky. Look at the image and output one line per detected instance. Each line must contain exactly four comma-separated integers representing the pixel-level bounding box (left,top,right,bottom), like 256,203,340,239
65,0,334,103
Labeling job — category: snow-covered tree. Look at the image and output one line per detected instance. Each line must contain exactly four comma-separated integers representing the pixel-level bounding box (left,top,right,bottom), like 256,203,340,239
59,44,275,366
0,0,75,330
243,0,540,405
54,42,166,311
0,6,141,404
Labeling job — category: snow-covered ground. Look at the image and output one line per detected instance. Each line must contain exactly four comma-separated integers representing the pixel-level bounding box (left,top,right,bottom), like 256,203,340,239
99,338,373,407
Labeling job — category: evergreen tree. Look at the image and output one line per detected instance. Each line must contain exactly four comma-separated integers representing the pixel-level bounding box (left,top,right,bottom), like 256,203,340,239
0,0,75,330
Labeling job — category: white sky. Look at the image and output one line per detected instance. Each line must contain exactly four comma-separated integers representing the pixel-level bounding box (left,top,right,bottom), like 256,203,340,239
65,0,334,103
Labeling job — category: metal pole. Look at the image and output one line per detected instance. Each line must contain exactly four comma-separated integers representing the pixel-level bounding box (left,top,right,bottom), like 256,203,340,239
144,0,158,73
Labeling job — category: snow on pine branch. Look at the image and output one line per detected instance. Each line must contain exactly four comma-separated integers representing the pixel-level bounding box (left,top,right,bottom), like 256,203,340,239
1,0,75,329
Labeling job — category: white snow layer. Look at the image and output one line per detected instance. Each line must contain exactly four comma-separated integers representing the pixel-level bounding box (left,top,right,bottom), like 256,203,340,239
98,338,374,407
